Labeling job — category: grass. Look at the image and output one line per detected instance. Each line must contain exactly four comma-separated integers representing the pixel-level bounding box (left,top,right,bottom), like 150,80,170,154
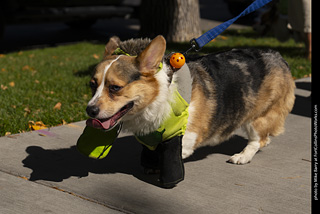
0,43,102,136
0,28,311,136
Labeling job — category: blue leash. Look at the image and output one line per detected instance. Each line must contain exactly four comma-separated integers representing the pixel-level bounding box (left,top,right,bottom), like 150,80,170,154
186,0,273,53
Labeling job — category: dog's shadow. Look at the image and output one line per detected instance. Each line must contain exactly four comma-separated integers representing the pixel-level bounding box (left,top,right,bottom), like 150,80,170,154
22,135,247,186
184,135,247,163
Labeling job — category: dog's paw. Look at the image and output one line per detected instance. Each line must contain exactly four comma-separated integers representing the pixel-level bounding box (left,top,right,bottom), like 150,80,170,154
182,148,193,159
228,141,260,164
181,132,197,159
228,152,252,165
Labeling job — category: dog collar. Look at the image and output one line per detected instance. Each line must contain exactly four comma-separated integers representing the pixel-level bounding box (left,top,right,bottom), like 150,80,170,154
113,47,132,56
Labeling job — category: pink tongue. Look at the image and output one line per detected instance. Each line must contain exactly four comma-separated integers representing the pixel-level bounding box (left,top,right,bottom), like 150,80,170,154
86,118,113,130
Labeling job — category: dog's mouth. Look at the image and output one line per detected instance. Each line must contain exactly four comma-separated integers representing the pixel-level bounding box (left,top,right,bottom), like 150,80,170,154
86,102,134,130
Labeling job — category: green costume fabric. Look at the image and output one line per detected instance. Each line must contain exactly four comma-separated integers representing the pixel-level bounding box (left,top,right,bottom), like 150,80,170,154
77,124,121,159
135,89,189,150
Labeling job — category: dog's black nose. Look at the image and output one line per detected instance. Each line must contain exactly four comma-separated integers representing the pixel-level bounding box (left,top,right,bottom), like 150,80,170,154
86,105,100,118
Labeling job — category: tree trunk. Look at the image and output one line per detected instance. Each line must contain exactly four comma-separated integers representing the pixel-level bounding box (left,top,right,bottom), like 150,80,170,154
140,0,201,42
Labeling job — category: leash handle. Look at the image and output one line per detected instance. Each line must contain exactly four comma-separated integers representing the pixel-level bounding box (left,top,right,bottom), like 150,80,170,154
189,0,273,51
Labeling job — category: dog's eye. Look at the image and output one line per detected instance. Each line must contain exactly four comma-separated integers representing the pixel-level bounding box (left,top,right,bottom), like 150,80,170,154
109,85,123,93
89,80,97,89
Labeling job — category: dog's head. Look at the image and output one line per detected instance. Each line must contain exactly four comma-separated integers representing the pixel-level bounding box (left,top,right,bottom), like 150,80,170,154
86,35,166,130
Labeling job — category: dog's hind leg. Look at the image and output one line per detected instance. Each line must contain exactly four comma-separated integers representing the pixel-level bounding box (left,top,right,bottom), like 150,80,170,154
228,102,288,165
228,67,295,164
228,123,261,164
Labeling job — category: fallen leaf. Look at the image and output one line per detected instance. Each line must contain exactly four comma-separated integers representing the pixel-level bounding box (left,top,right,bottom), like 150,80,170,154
9,81,15,87
62,119,67,125
220,35,228,40
210,35,228,43
0,54,6,58
67,124,83,129
7,135,19,139
35,80,40,84
53,102,62,110
92,54,100,59
19,176,29,181
282,176,301,179
5,132,11,136
52,186,65,192
22,65,30,71
24,107,31,113
28,121,48,131
1,68,6,72
1,84,8,90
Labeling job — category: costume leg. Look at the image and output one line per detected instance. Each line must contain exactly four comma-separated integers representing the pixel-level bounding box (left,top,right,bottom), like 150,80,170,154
158,136,185,188
140,145,160,174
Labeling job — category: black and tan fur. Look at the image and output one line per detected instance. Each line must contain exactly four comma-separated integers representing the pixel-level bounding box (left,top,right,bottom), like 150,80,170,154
184,48,295,163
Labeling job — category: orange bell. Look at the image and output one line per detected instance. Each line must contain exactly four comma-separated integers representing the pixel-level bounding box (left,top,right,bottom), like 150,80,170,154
169,53,185,69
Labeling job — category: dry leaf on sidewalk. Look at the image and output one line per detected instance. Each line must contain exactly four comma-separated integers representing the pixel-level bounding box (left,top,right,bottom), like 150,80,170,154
28,121,48,131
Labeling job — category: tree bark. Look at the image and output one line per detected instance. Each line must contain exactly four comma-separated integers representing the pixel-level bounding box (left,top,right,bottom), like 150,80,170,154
140,0,201,42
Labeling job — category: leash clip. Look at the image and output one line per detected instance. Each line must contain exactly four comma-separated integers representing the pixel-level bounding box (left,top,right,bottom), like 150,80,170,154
183,38,201,55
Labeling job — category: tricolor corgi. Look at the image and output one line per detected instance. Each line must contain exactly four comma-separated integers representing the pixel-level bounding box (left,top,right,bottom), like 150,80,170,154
86,35,295,167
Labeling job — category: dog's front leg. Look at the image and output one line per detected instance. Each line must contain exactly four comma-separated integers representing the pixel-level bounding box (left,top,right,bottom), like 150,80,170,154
181,131,198,159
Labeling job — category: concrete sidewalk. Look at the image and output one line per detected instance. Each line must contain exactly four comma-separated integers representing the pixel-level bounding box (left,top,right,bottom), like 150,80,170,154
0,77,311,213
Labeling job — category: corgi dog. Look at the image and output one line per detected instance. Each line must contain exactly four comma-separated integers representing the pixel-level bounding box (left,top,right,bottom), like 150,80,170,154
86,35,295,166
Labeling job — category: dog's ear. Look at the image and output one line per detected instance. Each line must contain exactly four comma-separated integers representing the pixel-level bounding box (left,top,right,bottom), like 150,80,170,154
137,35,166,76
104,36,121,58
